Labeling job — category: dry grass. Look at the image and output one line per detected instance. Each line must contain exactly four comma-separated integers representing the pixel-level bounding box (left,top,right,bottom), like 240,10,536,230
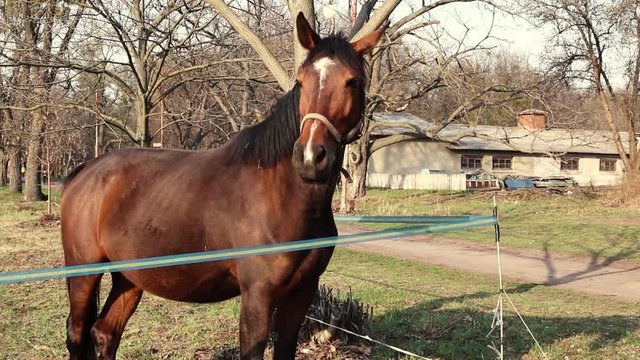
1,187,639,359
606,170,640,207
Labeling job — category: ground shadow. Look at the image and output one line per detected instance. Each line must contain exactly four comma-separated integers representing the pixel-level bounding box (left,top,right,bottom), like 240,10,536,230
200,285,536,359
542,239,640,286
193,283,638,359
367,287,639,359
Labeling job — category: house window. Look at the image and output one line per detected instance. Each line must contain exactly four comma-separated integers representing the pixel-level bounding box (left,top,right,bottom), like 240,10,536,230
461,155,483,169
600,159,617,172
492,156,513,170
560,157,579,170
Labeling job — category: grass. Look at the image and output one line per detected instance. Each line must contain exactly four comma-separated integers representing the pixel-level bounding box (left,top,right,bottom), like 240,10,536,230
324,251,640,360
351,188,640,262
0,186,639,359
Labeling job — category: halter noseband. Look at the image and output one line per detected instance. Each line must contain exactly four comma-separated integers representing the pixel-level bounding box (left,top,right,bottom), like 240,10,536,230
300,113,362,144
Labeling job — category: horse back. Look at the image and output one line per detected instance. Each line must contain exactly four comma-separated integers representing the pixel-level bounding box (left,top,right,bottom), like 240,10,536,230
60,149,208,261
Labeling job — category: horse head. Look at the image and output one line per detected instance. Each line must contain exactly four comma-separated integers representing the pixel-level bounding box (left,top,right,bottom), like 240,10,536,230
292,13,387,183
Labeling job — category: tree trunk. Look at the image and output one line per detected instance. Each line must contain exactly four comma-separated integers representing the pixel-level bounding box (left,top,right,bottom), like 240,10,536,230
206,0,290,90
349,158,368,198
8,147,21,193
619,166,640,203
23,111,46,201
95,123,104,157
339,122,372,212
135,98,152,147
288,0,315,70
347,132,370,199
339,172,348,212
1,154,7,187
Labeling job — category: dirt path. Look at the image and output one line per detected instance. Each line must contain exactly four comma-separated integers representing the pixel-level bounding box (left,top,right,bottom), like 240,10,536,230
338,225,640,303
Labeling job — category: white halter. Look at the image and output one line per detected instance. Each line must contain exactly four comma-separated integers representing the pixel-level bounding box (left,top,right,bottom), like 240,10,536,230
300,113,362,144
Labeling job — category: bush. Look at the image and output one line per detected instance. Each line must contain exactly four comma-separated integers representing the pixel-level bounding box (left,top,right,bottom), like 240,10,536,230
299,285,373,344
608,170,640,206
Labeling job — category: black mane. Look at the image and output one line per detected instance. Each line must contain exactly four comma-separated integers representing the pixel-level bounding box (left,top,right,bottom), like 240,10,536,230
228,33,365,167
228,84,301,167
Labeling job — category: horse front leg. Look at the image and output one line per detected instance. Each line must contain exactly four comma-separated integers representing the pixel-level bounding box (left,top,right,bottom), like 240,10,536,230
239,283,276,360
273,279,319,360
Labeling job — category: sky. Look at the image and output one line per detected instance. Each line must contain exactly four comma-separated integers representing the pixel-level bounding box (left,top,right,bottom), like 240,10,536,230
321,0,550,68
407,1,549,66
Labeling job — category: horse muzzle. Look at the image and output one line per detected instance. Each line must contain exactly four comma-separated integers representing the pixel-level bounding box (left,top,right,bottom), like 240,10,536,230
292,142,334,183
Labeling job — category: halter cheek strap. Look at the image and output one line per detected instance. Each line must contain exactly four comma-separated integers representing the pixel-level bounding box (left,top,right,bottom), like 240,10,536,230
300,113,363,144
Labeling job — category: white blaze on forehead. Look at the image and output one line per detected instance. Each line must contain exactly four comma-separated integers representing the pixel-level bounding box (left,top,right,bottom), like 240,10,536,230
313,57,336,98
304,121,319,164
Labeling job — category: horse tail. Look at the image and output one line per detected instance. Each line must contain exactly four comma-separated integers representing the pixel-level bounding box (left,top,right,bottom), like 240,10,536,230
60,163,87,194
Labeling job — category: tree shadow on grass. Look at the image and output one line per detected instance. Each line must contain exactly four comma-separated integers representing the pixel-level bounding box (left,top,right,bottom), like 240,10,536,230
542,239,640,287
203,285,538,360
367,287,640,359
200,284,639,359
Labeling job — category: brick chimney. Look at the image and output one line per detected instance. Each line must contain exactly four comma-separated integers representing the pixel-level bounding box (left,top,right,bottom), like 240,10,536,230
517,109,547,131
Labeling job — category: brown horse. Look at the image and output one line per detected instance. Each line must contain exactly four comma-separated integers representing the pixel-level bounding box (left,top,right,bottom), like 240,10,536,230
60,13,386,360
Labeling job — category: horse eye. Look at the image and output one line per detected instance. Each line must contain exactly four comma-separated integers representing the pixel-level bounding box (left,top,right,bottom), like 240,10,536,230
346,78,360,88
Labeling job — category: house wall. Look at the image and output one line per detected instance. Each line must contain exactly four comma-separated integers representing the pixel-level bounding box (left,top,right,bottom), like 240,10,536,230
368,140,624,187
494,156,623,186
539,157,622,186
368,140,459,174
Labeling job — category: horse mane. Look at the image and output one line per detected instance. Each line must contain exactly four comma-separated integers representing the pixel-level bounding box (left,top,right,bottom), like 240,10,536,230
228,83,301,167
228,32,365,167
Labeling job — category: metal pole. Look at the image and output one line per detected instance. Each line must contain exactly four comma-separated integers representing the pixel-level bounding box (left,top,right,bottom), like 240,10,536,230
95,123,99,158
95,89,100,158
160,101,164,147
47,148,51,216
493,193,504,360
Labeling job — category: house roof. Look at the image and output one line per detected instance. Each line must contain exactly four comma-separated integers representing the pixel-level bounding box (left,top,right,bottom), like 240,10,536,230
371,112,634,156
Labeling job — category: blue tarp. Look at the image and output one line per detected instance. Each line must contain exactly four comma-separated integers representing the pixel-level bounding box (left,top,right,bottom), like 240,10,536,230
504,178,535,188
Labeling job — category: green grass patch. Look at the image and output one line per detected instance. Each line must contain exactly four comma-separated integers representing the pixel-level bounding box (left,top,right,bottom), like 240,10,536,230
324,250,640,360
351,188,640,261
1,186,638,359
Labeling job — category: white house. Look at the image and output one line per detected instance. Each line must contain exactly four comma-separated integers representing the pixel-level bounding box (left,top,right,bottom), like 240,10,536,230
368,110,635,188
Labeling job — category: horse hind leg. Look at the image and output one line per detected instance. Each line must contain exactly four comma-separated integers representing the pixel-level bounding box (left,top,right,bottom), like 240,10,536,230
66,274,102,360
90,273,143,360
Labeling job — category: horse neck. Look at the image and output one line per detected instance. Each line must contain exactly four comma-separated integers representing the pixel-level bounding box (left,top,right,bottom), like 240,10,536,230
273,149,343,215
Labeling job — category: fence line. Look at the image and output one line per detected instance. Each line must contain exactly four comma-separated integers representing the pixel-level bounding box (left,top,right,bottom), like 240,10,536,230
0,215,496,285
367,172,467,191
0,213,506,359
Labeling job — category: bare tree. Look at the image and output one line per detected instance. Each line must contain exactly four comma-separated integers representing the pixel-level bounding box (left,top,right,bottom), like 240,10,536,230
1,0,294,186
526,0,640,191
0,0,84,200
204,0,529,209
341,1,534,204
0,0,534,207
65,0,242,147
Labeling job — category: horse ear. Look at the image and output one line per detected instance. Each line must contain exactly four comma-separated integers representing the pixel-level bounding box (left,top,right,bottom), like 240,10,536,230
296,12,320,50
351,21,389,56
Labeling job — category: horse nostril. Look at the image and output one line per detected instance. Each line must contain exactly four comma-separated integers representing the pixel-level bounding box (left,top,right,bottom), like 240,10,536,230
314,146,326,165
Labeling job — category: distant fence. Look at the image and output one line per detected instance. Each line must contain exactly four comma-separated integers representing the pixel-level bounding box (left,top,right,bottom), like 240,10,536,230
367,172,467,191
